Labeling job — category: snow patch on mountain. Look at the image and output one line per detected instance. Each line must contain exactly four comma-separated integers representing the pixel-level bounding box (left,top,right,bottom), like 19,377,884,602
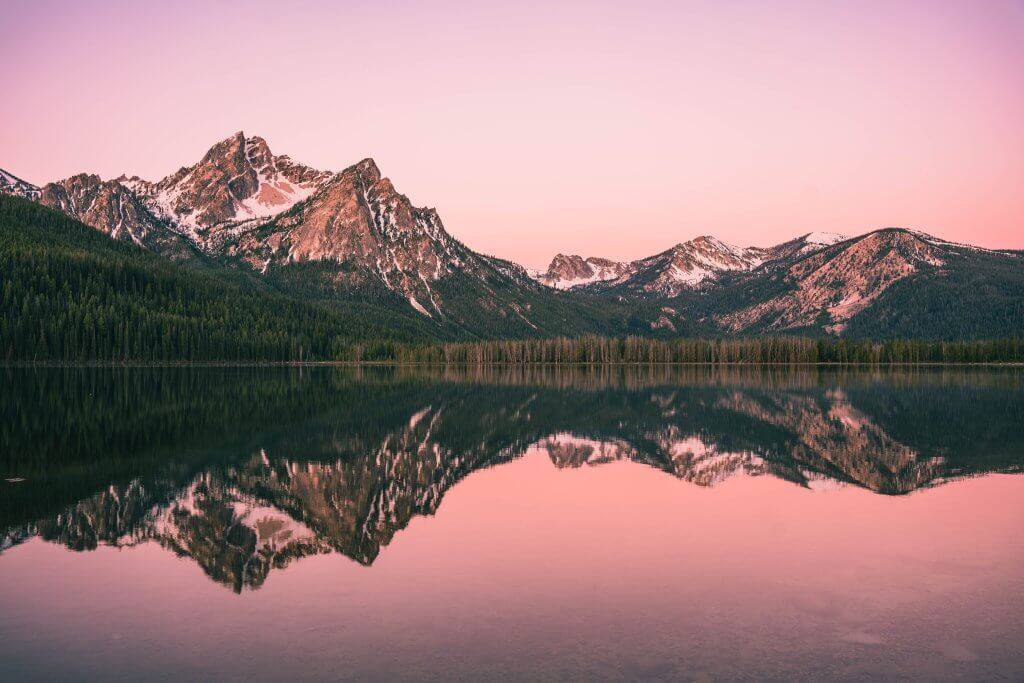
0,167,40,200
804,231,847,246
535,254,630,290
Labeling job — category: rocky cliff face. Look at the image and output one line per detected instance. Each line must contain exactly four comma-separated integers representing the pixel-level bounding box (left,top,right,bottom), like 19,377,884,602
247,158,488,314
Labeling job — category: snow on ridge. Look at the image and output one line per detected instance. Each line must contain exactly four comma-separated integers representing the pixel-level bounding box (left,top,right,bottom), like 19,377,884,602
695,235,755,261
1,169,23,185
548,271,618,290
804,231,847,245
0,168,40,197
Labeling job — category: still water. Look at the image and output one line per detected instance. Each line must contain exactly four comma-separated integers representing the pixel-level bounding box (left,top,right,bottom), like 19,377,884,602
1,366,1022,681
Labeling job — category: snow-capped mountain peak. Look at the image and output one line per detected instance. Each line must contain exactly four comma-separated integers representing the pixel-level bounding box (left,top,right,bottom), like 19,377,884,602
534,235,769,294
803,231,847,246
134,131,335,239
604,234,768,297
535,254,630,289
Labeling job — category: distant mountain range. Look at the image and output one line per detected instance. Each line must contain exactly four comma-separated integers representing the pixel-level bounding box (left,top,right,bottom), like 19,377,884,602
534,232,847,294
3,132,1022,340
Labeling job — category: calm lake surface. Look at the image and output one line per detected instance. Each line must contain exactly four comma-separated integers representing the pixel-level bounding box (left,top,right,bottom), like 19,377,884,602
1,366,1022,682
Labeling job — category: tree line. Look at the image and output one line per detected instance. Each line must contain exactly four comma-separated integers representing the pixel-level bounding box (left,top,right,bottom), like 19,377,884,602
379,336,1024,365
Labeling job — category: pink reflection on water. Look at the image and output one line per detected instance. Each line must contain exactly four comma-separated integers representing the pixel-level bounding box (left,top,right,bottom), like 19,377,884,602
1,450,1022,680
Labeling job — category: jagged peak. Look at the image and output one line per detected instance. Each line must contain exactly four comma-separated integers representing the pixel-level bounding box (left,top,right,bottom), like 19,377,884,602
61,172,105,184
212,130,247,148
244,135,273,159
346,157,382,183
197,130,248,163
544,253,592,270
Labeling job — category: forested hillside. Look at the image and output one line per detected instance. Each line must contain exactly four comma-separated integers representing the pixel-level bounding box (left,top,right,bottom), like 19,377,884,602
0,195,436,361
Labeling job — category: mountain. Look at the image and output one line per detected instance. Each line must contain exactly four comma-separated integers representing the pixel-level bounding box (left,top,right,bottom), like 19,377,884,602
36,173,197,258
535,254,630,289
3,131,1022,343
536,233,849,296
701,228,1024,336
534,228,1022,338
604,235,770,297
118,132,334,242
3,133,624,338
761,231,848,262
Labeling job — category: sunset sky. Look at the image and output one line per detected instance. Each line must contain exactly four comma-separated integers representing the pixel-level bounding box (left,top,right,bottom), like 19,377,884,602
3,0,1022,267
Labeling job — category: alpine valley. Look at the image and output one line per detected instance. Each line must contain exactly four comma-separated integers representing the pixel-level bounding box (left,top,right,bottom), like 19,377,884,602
2,132,1023,354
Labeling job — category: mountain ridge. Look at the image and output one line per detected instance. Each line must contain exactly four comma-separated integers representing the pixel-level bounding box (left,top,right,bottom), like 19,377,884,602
3,132,1022,340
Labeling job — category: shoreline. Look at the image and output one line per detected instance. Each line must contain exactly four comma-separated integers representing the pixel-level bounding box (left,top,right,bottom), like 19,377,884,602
3,361,1023,368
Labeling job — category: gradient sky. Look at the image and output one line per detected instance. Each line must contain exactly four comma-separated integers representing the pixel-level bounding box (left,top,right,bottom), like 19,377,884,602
2,0,1022,267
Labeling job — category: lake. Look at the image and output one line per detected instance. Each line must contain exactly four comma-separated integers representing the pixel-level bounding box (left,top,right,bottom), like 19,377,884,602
1,366,1022,681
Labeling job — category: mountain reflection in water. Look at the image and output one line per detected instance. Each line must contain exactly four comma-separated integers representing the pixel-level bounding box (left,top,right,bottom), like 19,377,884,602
1,365,1022,593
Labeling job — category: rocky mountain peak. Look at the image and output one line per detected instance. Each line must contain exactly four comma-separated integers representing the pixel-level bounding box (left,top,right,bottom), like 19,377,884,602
627,235,766,296
350,158,382,184
684,234,729,250
33,172,196,256
201,130,247,164
243,135,275,168
241,153,485,317
532,231,861,298
135,131,336,236
5,133,557,328
536,253,630,290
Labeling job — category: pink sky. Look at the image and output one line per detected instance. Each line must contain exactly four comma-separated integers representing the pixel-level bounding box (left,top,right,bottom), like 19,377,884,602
2,0,1023,267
